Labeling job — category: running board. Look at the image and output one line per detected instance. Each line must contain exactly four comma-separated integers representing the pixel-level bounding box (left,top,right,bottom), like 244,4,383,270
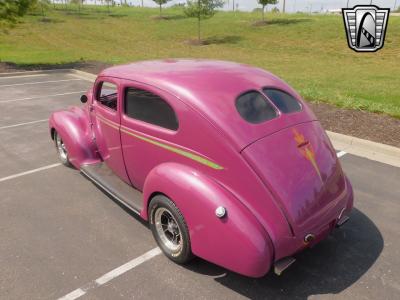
81,162,143,215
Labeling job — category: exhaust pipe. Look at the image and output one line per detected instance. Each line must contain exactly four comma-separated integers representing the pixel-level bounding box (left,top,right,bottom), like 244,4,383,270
274,257,296,276
336,215,350,227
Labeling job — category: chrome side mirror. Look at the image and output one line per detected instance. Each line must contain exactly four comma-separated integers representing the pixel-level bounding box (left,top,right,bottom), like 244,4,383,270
80,94,88,103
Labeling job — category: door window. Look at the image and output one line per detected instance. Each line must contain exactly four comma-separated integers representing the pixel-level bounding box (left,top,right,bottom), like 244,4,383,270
124,88,179,131
96,81,118,111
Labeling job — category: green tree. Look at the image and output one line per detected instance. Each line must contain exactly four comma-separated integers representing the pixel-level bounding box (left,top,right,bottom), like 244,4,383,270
35,0,51,18
0,0,35,26
184,0,224,42
104,0,112,14
258,0,278,21
152,0,171,17
70,0,85,14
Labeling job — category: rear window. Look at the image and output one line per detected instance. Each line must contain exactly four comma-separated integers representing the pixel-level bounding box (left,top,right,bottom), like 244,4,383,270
263,88,302,114
236,91,277,124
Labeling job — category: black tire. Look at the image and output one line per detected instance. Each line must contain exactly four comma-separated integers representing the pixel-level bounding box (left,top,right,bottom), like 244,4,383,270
54,130,73,168
149,194,193,264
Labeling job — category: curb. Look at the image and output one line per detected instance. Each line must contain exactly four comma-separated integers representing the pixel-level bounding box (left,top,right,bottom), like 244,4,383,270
327,131,400,168
70,69,97,81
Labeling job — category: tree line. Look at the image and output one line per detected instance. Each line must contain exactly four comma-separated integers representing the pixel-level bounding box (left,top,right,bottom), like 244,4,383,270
1,0,281,41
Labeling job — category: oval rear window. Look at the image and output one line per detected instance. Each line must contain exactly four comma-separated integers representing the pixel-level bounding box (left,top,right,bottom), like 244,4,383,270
236,91,277,124
263,88,302,114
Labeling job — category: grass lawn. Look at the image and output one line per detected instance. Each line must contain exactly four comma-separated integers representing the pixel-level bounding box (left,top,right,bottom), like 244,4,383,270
1,5,399,118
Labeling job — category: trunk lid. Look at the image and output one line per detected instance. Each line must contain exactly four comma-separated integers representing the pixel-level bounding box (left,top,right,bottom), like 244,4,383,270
242,121,346,235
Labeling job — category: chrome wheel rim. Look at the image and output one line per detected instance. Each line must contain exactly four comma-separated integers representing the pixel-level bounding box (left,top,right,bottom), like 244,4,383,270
55,134,68,162
154,208,182,252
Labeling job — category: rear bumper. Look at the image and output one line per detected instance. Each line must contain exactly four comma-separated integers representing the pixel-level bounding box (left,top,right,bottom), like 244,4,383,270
273,213,350,275
273,180,353,275
273,175,354,263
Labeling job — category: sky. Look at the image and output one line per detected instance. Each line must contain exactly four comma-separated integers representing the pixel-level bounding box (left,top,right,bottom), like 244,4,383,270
100,1,399,12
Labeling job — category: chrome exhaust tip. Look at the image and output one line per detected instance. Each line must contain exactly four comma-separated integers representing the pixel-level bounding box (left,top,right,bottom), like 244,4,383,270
336,215,350,227
274,257,296,276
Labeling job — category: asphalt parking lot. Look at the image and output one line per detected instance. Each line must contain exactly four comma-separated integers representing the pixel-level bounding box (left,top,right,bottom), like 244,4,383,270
0,71,399,300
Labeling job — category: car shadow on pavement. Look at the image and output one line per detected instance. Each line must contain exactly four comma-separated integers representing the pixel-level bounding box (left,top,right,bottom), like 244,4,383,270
184,208,383,299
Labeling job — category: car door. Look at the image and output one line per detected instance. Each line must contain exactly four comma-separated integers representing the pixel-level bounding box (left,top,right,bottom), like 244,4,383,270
120,81,180,190
90,77,130,183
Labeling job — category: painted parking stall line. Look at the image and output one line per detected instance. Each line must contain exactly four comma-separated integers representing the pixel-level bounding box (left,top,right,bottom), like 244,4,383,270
0,78,82,87
337,151,347,158
0,74,49,80
0,163,61,183
0,119,47,130
58,247,162,300
0,91,87,103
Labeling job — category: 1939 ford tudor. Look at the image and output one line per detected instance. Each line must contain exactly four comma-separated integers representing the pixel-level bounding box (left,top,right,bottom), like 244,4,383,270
49,60,353,278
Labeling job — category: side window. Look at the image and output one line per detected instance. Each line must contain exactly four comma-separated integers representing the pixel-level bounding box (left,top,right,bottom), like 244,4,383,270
96,81,118,111
263,88,302,114
236,91,277,124
124,88,179,131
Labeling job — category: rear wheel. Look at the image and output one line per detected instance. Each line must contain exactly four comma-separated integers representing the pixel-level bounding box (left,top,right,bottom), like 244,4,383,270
149,195,193,264
54,130,72,168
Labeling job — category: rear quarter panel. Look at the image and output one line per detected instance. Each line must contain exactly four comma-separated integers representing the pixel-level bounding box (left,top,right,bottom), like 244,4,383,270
142,163,273,278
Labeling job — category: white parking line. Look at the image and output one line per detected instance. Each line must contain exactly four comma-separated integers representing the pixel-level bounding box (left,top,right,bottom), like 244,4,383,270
58,247,162,300
337,151,347,158
0,163,61,183
0,74,48,80
0,78,81,87
0,119,47,130
0,91,87,103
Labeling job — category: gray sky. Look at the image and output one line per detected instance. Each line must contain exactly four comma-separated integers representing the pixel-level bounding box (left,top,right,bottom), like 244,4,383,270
109,1,399,12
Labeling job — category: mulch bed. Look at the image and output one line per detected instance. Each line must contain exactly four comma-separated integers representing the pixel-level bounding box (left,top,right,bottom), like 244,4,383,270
309,102,400,148
184,39,211,46
150,15,169,20
1,61,399,148
252,20,268,27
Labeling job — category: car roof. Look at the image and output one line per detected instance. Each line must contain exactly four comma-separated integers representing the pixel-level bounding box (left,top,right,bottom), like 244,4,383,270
99,59,315,150
100,59,281,99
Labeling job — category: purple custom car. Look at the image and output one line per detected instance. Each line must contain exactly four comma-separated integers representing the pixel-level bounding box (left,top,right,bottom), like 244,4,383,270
49,60,353,278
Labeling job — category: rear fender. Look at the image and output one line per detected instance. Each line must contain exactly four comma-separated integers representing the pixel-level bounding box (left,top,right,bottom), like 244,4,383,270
49,106,100,168
142,162,273,278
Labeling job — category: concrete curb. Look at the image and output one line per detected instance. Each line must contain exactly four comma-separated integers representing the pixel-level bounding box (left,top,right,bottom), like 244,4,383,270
327,131,400,168
70,69,97,81
2,68,399,168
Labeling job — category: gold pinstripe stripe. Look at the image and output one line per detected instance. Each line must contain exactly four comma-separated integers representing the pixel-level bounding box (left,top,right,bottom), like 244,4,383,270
95,114,223,170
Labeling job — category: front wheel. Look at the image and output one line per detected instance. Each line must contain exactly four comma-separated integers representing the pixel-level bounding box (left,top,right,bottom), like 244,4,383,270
149,195,193,264
54,130,72,168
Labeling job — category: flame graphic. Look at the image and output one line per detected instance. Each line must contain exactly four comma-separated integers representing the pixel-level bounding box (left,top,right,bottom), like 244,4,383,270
293,129,323,183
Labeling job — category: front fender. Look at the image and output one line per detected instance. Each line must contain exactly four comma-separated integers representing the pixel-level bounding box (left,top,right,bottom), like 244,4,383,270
49,106,100,168
142,163,273,278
